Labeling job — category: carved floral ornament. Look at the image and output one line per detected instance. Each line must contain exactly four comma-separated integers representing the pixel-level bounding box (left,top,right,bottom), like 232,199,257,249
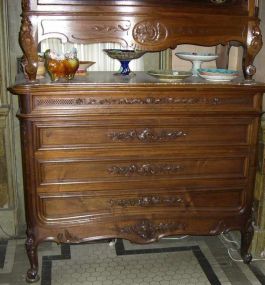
109,196,185,207
57,230,80,243
119,219,185,240
109,128,187,142
35,96,228,106
108,163,183,176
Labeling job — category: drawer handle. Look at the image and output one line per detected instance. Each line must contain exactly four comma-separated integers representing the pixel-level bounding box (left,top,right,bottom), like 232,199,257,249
109,128,187,142
108,163,182,176
210,0,226,4
109,196,184,207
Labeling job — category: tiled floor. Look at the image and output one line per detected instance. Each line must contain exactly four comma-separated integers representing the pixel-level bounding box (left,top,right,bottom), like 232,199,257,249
1,234,265,285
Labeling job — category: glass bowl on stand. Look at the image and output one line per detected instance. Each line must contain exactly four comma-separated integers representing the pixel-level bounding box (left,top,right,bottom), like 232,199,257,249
103,49,146,76
175,52,218,76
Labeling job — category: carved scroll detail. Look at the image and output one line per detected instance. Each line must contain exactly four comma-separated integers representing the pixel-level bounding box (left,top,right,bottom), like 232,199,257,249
108,163,182,176
57,230,80,243
244,21,263,80
19,16,38,81
91,24,130,33
41,20,130,45
119,219,185,240
109,196,185,207
109,128,187,142
133,21,167,45
22,0,30,11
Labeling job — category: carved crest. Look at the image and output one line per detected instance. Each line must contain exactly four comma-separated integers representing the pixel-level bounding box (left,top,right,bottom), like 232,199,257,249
133,21,167,45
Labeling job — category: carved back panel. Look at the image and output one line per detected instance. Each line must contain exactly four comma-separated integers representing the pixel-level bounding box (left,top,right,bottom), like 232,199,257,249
20,0,260,80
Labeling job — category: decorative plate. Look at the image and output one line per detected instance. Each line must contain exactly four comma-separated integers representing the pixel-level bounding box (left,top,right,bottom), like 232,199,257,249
147,70,192,81
198,68,240,81
175,52,218,62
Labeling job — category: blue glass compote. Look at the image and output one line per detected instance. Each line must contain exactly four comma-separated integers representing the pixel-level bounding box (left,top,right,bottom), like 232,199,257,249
103,49,146,76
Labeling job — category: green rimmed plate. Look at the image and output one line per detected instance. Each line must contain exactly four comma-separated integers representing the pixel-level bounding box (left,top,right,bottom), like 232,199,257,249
147,70,192,81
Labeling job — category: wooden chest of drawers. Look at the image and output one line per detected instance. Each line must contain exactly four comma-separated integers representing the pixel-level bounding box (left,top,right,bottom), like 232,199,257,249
11,0,265,282
9,72,265,281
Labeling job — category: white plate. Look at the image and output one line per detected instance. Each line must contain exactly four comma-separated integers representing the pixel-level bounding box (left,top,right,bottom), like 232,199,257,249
175,52,218,62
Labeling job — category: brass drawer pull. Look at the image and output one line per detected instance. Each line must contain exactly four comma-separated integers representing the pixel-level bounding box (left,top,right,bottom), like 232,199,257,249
109,128,187,142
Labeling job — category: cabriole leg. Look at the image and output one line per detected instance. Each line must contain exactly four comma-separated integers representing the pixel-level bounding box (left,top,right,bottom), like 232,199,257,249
240,221,254,264
25,234,40,283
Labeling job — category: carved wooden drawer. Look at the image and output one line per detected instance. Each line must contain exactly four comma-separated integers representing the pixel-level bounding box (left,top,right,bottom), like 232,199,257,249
37,186,245,224
35,150,249,190
33,117,254,150
30,90,259,114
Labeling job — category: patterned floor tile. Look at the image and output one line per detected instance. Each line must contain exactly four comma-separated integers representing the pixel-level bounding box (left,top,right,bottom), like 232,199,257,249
1,235,265,284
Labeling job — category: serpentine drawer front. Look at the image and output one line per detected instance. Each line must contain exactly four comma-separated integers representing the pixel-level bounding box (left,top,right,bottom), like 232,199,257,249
37,187,245,222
